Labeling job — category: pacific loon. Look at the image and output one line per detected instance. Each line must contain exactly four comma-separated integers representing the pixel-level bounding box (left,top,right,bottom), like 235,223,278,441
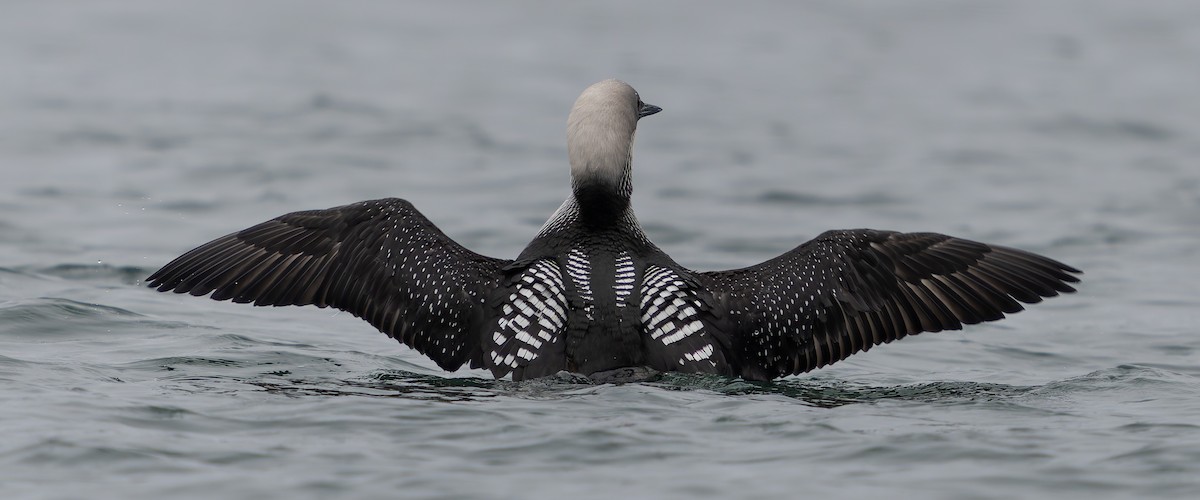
148,79,1080,381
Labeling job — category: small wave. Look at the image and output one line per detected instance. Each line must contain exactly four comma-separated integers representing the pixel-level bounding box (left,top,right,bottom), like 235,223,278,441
220,369,505,402
8,273,161,344
4,435,272,471
151,198,222,213
715,377,1034,408
1034,364,1200,395
754,189,900,207
0,297,194,337
1030,115,1175,142
1,297,141,321
119,347,353,378
30,263,149,285
1048,222,1151,248
929,148,1015,167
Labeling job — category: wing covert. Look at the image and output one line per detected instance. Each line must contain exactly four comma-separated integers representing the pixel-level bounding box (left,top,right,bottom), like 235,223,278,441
700,229,1080,380
147,198,511,371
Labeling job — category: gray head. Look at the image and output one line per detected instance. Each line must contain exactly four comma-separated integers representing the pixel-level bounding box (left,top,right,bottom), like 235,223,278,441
566,80,661,200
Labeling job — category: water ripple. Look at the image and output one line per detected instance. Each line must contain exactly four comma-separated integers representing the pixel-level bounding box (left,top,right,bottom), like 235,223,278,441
0,297,188,337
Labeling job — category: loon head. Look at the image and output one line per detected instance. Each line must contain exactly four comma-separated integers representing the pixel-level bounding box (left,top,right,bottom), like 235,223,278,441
566,80,661,209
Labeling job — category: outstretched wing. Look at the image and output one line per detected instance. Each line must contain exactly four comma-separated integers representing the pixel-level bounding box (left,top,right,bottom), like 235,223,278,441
147,198,511,371
700,229,1080,380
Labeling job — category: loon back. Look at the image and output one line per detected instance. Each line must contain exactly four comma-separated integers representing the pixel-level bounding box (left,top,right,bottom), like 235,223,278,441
147,79,1080,382
484,196,731,380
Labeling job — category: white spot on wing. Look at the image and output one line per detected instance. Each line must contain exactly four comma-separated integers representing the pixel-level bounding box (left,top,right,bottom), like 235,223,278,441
641,266,710,360
566,248,594,320
489,259,567,371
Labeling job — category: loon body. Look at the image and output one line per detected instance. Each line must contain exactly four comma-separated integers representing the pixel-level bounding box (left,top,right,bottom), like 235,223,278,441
148,80,1080,381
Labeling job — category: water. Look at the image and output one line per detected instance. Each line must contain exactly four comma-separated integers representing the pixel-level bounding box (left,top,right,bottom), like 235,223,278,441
2,1,1198,498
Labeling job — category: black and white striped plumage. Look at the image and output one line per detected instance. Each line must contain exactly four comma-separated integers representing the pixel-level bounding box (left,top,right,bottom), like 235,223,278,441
148,79,1080,381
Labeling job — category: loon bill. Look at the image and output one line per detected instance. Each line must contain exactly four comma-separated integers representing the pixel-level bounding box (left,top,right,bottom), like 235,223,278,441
147,79,1080,382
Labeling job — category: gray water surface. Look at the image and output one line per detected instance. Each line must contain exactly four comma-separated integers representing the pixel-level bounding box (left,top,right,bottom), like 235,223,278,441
2,1,1199,499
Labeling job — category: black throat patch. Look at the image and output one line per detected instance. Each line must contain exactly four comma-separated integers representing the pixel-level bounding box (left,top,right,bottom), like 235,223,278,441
572,179,630,228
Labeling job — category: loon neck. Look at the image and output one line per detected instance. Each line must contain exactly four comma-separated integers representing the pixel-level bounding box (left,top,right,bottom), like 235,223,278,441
567,107,635,226
571,167,631,225
535,190,644,243
563,78,641,230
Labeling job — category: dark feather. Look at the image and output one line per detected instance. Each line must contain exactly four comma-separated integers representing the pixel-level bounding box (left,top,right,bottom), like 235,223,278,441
700,229,1080,380
147,198,510,371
